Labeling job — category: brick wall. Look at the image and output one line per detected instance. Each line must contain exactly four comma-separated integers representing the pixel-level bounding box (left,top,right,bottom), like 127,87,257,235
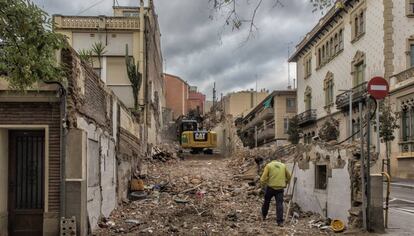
62,48,112,134
0,102,61,213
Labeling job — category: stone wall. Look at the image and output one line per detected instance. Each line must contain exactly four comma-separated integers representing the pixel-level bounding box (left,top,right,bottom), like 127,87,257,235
62,48,144,233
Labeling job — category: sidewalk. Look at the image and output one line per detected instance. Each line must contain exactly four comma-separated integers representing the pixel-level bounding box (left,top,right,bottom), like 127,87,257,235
390,178,414,189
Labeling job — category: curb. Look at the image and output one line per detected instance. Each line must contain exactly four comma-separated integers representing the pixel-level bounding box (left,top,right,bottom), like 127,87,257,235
390,183,414,190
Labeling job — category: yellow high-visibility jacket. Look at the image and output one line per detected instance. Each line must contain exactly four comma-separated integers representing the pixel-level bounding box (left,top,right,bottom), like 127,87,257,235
260,161,291,190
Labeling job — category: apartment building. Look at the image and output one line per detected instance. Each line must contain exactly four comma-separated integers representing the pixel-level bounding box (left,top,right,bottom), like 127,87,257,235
188,86,206,116
53,0,164,144
286,0,414,225
222,90,269,118
289,0,414,175
238,90,297,148
164,73,189,120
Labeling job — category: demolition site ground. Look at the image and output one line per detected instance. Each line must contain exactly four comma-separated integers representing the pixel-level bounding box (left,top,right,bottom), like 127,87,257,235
93,150,372,236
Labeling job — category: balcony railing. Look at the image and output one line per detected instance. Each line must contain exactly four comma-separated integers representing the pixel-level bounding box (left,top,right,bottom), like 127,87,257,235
257,127,276,143
400,140,414,154
336,82,367,110
297,109,317,126
54,15,140,30
241,107,274,132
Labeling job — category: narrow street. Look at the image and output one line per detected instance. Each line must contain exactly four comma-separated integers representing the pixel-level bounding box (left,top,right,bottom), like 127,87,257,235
94,153,330,235
387,184,414,235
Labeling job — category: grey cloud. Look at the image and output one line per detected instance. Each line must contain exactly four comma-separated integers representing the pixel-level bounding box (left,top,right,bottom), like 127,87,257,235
33,0,321,99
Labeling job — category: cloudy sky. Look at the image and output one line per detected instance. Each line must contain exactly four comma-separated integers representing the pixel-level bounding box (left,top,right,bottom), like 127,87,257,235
33,0,322,99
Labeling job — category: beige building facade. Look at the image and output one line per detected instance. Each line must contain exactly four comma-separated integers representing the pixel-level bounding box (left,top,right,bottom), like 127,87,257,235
390,67,414,179
289,0,414,179
53,0,164,145
222,90,269,118
238,90,297,148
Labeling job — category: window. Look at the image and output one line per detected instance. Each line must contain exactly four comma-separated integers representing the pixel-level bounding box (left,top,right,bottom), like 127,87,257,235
354,16,359,38
339,29,343,50
284,118,289,134
411,44,414,67
304,87,312,110
324,72,334,106
351,4,366,42
326,41,330,59
318,48,321,66
286,98,296,112
304,54,312,78
359,12,365,34
315,165,327,190
407,0,414,16
322,45,326,64
305,94,312,110
316,27,344,68
352,51,365,87
402,108,411,141
354,62,364,86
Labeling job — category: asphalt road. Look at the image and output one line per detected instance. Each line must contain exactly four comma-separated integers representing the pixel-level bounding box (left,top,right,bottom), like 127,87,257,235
386,184,414,235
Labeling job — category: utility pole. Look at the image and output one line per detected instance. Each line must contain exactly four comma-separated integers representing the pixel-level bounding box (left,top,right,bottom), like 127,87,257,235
287,42,293,88
366,97,372,231
212,82,216,114
376,104,380,154
255,74,258,106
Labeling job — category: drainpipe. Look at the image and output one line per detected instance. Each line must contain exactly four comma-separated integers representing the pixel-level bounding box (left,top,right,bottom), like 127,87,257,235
44,80,67,218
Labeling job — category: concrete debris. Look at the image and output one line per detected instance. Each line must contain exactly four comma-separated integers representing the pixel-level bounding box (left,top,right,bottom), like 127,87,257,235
93,150,330,235
124,219,140,225
151,143,180,162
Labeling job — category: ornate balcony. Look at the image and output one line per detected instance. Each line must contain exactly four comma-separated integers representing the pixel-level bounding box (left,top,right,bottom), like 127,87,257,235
53,15,140,30
297,109,317,126
391,67,414,90
400,140,414,154
336,82,367,110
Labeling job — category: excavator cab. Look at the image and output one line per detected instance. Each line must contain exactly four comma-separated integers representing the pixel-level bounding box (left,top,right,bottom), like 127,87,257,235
177,119,217,154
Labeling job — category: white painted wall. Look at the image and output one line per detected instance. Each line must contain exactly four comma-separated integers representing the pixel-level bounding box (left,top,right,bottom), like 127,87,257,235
392,0,414,74
72,32,133,56
0,129,8,235
289,147,351,225
297,0,385,117
77,117,117,231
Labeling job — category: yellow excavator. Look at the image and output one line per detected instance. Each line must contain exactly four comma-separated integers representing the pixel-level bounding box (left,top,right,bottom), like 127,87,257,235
177,119,217,154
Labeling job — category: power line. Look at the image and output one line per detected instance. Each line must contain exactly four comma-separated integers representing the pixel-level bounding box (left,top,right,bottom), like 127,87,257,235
76,0,107,16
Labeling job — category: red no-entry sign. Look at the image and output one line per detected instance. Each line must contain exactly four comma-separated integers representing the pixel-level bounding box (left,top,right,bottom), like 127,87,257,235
367,76,389,100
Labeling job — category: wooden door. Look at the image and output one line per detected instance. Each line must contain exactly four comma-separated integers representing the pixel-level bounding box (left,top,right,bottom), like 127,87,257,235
8,130,45,236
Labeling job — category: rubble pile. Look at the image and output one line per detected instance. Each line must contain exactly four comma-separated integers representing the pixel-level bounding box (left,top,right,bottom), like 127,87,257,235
94,157,328,235
151,143,180,162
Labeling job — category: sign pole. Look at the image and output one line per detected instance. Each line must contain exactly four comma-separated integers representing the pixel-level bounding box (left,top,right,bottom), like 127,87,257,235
365,76,389,232
366,97,371,231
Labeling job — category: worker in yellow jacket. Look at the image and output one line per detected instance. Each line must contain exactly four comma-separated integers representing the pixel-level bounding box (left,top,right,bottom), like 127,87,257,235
260,159,291,226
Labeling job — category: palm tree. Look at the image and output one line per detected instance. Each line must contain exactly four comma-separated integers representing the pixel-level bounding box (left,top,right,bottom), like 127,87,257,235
78,49,93,65
125,44,142,111
91,41,107,79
